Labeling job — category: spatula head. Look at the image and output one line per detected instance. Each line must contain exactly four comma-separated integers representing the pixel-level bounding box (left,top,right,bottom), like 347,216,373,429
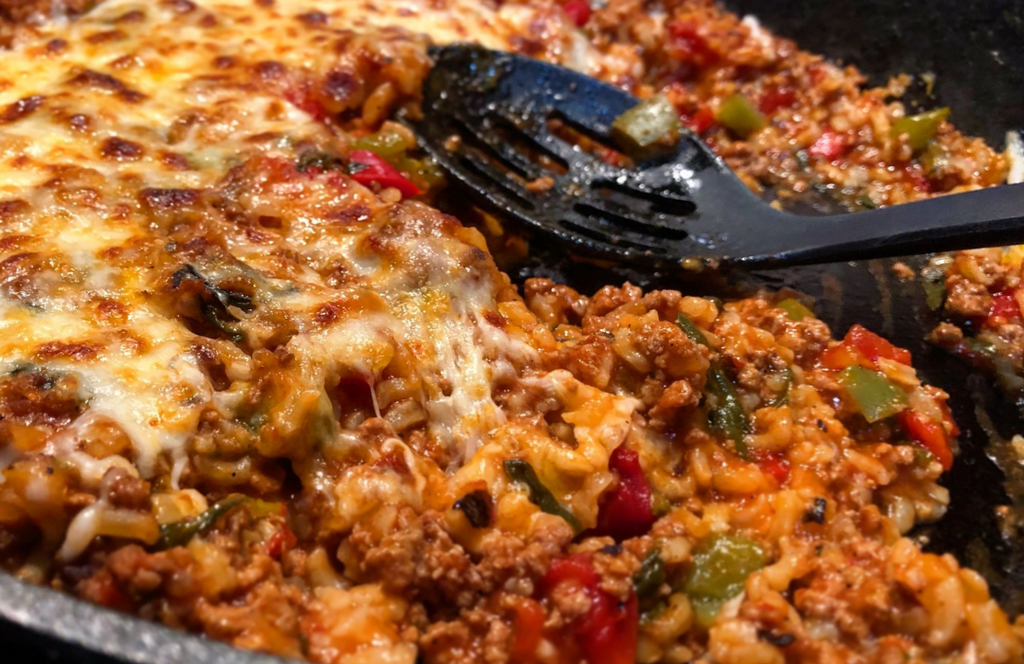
411,44,774,269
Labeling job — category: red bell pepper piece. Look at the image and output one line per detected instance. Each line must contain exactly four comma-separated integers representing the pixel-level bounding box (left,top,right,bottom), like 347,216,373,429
283,84,328,123
753,450,790,484
987,289,1020,327
822,324,911,370
543,552,599,590
666,21,718,68
593,446,654,541
899,410,953,471
758,86,796,114
266,524,297,559
684,106,716,135
347,150,422,197
819,340,866,371
846,324,911,365
542,554,638,664
807,130,846,161
511,598,545,662
562,0,592,27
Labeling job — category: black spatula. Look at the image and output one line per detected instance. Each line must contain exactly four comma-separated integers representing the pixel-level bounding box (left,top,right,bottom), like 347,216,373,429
410,44,1024,270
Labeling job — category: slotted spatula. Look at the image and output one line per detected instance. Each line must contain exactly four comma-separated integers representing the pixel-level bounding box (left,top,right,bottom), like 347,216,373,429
410,44,1024,270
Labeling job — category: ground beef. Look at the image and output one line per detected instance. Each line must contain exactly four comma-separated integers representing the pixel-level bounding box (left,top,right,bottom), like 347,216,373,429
419,608,513,664
945,274,994,318
100,468,151,511
928,322,964,347
348,508,569,612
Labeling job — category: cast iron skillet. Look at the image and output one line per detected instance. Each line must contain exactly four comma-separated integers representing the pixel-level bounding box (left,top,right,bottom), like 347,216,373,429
2,1,1023,661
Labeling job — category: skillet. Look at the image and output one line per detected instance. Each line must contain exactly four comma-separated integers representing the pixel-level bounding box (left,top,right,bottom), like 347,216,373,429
1,0,1023,661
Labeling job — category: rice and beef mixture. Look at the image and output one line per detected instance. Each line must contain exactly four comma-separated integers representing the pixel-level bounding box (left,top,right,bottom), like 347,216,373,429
925,248,1024,412
0,1,1021,664
559,0,1023,414
575,0,1007,207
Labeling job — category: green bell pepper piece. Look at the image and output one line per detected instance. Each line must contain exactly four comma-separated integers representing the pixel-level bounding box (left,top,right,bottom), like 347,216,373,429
765,367,793,409
504,459,581,532
352,127,412,159
838,365,909,423
676,312,709,347
921,275,946,311
716,94,766,138
676,313,748,457
965,337,997,358
920,258,952,311
707,367,748,457
891,108,950,151
684,534,767,627
201,302,244,345
155,495,247,550
633,549,666,603
611,94,681,160
777,298,813,322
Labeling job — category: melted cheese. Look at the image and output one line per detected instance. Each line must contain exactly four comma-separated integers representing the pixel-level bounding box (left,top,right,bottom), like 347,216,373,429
0,0,642,574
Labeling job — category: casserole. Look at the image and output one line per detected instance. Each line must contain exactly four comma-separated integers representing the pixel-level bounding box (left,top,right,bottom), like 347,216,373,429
0,1,1021,663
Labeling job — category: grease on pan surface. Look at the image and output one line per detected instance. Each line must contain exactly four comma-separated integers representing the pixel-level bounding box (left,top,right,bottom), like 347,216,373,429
0,1,1020,664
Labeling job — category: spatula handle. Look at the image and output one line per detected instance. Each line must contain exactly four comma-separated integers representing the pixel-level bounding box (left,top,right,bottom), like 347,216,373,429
730,183,1024,268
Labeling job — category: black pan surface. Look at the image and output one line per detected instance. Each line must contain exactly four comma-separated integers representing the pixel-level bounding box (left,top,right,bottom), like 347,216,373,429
3,1,1023,661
